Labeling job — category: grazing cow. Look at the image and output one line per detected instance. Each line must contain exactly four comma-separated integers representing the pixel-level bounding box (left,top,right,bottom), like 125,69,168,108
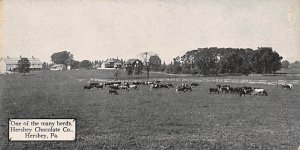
123,82,130,87
132,81,140,85
150,83,160,89
181,84,188,87
166,83,174,88
89,82,100,88
159,84,169,89
282,84,294,90
84,85,93,90
209,88,219,94
176,86,192,93
96,84,104,89
113,83,120,87
191,83,200,87
221,86,230,94
119,85,129,91
104,82,113,87
155,80,161,83
243,86,253,95
147,82,154,85
252,88,268,96
129,85,138,90
239,89,247,97
109,89,118,95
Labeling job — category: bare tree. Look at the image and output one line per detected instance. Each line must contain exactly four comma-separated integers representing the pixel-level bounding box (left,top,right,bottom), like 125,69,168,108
137,51,157,79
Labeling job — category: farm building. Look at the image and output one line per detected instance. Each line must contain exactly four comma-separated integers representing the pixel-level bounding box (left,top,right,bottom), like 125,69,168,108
50,64,66,70
101,58,123,69
124,59,143,68
0,56,42,72
28,56,43,70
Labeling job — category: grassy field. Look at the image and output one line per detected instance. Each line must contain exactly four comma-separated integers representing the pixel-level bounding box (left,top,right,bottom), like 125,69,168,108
1,70,300,149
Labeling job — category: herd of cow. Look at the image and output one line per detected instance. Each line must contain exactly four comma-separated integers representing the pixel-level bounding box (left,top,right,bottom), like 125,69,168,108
83,80,295,96
209,85,268,97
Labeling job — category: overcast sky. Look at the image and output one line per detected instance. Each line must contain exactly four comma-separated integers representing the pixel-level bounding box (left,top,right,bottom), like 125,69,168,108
2,0,300,63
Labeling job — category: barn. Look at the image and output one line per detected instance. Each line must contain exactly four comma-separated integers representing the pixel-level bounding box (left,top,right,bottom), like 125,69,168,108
101,58,123,69
124,59,143,68
28,56,43,70
0,56,42,72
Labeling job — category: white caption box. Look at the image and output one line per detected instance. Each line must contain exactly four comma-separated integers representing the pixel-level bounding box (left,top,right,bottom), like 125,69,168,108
9,119,76,141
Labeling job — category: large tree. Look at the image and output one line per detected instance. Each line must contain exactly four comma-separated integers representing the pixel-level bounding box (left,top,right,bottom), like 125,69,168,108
51,51,74,66
253,47,282,74
79,60,92,69
281,60,290,69
18,57,30,75
149,55,161,71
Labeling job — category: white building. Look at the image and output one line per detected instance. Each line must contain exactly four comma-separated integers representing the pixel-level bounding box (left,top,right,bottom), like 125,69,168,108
0,56,42,72
50,64,66,70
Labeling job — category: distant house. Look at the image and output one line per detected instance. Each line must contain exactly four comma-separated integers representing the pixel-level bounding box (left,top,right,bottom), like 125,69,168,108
101,58,123,69
124,59,143,68
28,56,43,71
0,56,42,72
50,64,66,71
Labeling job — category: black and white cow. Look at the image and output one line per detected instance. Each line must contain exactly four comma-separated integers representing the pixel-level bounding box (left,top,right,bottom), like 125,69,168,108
166,83,174,88
281,84,294,90
119,85,129,91
176,86,192,93
159,84,169,89
129,84,138,90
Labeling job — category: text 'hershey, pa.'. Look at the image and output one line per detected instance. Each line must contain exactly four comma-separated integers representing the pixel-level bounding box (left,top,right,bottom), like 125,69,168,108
9,119,76,141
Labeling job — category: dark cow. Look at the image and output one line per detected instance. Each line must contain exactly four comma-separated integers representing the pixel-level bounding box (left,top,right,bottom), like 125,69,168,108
84,85,93,90
132,81,140,85
96,84,104,89
155,80,161,83
104,82,113,87
243,86,253,95
191,83,200,87
239,89,247,97
89,82,100,87
159,84,169,89
176,86,192,93
109,89,118,95
209,88,219,94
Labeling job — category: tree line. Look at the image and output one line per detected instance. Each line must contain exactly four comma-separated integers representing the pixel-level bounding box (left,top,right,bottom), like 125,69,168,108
165,47,283,75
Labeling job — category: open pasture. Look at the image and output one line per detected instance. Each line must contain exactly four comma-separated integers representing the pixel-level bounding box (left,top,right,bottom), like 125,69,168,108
1,71,300,149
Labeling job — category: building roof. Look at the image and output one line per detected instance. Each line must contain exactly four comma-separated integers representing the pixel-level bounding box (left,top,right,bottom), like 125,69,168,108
0,56,42,65
104,58,122,64
126,59,141,64
28,57,42,65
